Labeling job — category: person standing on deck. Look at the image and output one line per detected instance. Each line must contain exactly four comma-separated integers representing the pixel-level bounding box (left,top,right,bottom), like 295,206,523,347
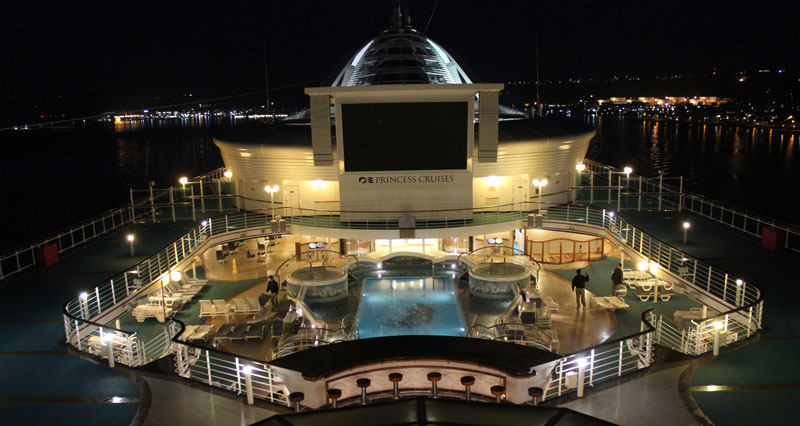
267,275,279,307
572,269,590,309
611,263,624,295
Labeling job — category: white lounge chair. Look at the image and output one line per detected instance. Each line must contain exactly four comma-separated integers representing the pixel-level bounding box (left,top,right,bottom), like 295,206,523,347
198,300,214,318
212,300,229,319
591,297,615,311
607,296,629,310
245,298,262,316
232,299,248,317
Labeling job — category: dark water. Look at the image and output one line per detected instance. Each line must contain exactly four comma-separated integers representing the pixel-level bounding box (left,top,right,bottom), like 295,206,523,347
1,116,799,252
0,121,224,252
587,116,800,224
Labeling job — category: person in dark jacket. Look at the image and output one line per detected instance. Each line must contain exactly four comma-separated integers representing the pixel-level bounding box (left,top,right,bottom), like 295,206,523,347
266,275,279,307
572,269,590,309
611,263,624,295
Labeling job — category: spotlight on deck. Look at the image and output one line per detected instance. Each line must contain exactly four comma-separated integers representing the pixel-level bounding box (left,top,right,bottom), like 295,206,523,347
127,234,135,256
575,163,586,172
223,169,233,179
624,166,633,176
179,176,188,187
170,270,182,282
637,260,649,272
80,292,88,300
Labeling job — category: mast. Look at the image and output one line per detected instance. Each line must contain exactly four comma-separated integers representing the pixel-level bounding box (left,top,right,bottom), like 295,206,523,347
263,39,270,117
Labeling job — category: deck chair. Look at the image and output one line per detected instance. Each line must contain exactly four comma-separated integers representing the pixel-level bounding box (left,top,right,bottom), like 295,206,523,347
188,325,216,342
229,323,249,341
198,300,214,318
244,321,268,341
246,249,256,259
257,243,266,256
212,300,228,318
245,298,262,315
178,276,207,290
181,325,199,340
216,250,227,264
607,296,630,310
232,299,248,316
591,297,615,311
215,323,234,341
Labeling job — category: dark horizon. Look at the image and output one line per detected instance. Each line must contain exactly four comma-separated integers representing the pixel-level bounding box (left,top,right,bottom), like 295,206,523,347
1,1,798,125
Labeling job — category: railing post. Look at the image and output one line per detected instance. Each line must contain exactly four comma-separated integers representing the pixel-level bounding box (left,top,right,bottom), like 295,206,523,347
679,176,684,211
199,179,205,213
95,287,102,314
130,188,136,224
170,187,176,222
218,179,223,211
110,279,116,305
191,186,196,221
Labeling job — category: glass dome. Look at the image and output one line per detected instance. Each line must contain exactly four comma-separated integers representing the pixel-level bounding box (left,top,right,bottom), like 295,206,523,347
332,8,472,86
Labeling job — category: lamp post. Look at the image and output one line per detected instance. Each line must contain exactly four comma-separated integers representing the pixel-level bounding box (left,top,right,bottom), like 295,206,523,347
683,221,691,244
575,163,586,202
576,357,587,398
264,183,280,214
179,176,188,188
127,234,135,256
713,321,723,355
622,167,632,210
532,178,548,213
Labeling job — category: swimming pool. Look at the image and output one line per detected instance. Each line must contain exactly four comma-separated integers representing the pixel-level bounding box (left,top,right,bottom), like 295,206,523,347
358,277,466,338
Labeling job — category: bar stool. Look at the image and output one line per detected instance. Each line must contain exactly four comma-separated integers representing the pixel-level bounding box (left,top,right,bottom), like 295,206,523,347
527,386,544,406
356,378,371,405
427,372,442,399
490,385,506,404
388,373,403,400
460,376,476,401
327,388,342,408
289,392,304,412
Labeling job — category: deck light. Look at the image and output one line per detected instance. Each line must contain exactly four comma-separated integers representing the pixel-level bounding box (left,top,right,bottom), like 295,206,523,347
223,169,233,179
683,221,691,244
736,279,743,285
608,211,615,218
80,291,88,300
637,260,649,272
533,178,548,212
242,366,254,405
575,163,586,172
712,321,724,355
376,263,382,269
170,270,182,282
624,166,633,176
577,357,587,397
264,184,280,207
127,234,135,256
179,176,188,187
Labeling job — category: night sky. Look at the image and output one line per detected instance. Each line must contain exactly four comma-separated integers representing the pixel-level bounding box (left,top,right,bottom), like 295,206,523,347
1,0,798,124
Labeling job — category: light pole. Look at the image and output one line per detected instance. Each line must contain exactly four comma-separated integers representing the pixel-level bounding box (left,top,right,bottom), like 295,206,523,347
264,183,280,215
683,221,691,244
179,176,188,188
127,234,135,256
575,163,586,202
532,178,548,213
623,166,632,209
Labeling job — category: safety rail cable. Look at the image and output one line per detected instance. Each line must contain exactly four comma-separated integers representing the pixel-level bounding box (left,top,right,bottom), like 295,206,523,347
582,158,800,253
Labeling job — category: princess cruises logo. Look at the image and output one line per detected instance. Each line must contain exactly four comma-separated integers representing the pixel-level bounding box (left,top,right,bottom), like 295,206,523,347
358,176,374,184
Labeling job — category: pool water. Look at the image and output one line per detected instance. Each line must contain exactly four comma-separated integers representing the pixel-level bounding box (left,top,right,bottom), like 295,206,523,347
358,277,465,338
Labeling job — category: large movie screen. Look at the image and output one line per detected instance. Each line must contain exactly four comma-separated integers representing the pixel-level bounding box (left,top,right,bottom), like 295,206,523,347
342,102,468,172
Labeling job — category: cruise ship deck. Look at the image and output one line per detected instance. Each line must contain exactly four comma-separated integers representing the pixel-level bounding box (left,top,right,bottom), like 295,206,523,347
0,161,795,425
